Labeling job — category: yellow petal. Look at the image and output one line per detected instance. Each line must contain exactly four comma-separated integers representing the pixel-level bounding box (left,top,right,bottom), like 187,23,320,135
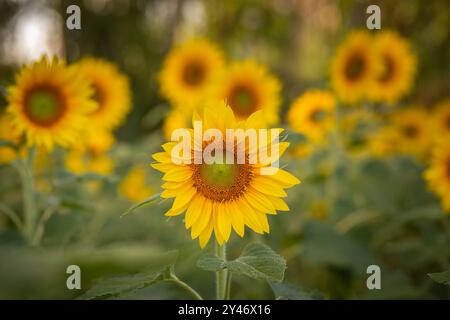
171,186,196,211
236,198,264,234
244,188,276,214
227,201,245,237
185,195,205,228
217,204,232,241
251,176,287,197
198,218,214,248
266,169,301,187
191,199,212,239
266,195,289,212
162,167,193,182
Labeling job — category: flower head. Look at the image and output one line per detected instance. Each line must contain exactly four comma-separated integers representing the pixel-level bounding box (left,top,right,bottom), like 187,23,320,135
425,140,450,213
151,102,300,247
208,60,281,125
330,31,379,104
6,56,96,150
287,90,336,143
368,31,417,103
75,58,131,131
159,39,225,105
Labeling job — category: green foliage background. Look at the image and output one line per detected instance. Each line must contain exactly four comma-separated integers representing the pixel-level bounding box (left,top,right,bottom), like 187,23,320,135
0,0,449,299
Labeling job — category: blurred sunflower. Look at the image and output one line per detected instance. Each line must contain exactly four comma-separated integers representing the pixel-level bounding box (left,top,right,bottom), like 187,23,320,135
430,99,450,139
286,90,335,143
425,140,450,213
368,31,417,103
0,114,21,164
163,108,192,141
389,107,431,158
119,166,154,202
6,56,96,150
64,129,115,175
330,31,379,104
209,60,281,125
151,102,300,247
159,39,225,105
76,58,131,130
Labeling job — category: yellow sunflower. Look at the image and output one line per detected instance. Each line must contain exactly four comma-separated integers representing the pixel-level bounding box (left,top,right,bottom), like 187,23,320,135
64,129,115,175
389,107,431,159
6,56,96,150
119,166,154,202
159,39,225,105
330,31,379,104
151,102,300,248
75,58,131,131
0,113,21,164
425,140,450,213
286,90,336,143
368,31,417,103
430,99,450,140
208,60,281,125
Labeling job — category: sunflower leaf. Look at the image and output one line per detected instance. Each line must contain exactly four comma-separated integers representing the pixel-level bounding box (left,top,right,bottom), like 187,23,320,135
77,250,178,300
196,254,225,271
428,270,450,286
121,193,161,217
197,243,286,282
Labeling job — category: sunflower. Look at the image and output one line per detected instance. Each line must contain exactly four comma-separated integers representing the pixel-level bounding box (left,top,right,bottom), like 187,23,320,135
208,60,281,125
6,56,96,150
430,99,450,140
286,90,335,143
119,166,154,202
64,129,115,175
151,102,300,248
424,140,450,213
159,39,225,105
330,31,379,104
0,113,21,164
368,31,417,103
75,58,131,131
389,107,431,159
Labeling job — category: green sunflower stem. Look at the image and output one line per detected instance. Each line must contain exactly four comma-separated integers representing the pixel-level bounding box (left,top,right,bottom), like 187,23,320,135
17,147,38,246
215,242,230,300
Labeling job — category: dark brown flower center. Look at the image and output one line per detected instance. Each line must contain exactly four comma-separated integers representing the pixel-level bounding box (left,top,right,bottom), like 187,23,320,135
89,83,105,115
24,86,65,126
182,60,206,86
402,124,419,139
309,108,326,123
192,151,253,202
227,84,259,118
379,54,396,83
345,53,365,81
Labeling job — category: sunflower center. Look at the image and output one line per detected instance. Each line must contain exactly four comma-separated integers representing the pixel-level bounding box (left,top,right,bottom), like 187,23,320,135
310,109,326,123
379,54,395,83
90,83,105,115
192,159,253,202
25,88,64,126
345,54,365,81
445,115,450,129
228,84,258,117
182,60,206,86
402,124,419,138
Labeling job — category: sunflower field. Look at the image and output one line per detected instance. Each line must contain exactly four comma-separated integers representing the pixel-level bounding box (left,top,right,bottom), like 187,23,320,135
0,0,449,301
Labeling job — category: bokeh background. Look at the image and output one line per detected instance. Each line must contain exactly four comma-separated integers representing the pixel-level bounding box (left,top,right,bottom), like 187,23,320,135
0,0,449,299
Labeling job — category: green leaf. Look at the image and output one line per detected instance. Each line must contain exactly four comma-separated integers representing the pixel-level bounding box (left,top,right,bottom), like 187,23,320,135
269,281,325,300
78,267,172,300
428,270,450,286
121,193,161,217
196,254,224,271
77,249,178,300
197,243,286,282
